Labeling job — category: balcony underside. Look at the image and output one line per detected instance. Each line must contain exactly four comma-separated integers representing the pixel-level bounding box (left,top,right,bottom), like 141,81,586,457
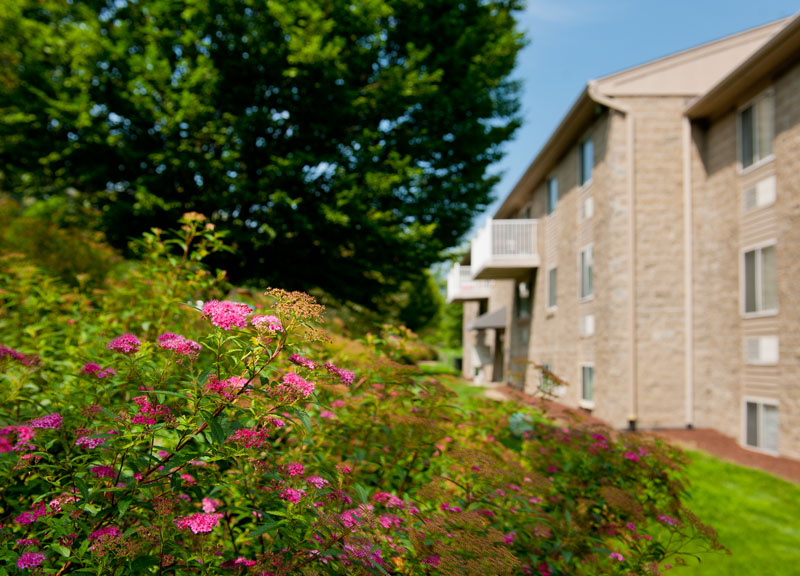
472,257,540,280
446,289,491,303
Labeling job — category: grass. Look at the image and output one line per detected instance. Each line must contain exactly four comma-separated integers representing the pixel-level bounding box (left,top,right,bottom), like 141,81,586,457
680,450,800,575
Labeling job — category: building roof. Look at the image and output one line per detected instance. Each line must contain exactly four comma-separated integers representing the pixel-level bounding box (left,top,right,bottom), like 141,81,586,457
687,14,800,120
493,17,792,220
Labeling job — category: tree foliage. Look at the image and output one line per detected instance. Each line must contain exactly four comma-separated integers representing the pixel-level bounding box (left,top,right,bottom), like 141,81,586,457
0,0,525,308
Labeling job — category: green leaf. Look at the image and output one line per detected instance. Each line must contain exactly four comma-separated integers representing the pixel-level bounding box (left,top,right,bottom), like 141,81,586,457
250,518,283,538
53,544,71,558
117,498,132,519
202,411,226,446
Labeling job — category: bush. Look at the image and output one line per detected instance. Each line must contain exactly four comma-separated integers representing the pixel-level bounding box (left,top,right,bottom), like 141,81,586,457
0,217,724,574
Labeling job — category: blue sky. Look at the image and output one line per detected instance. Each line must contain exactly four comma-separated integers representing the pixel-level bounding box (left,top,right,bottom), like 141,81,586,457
480,0,799,225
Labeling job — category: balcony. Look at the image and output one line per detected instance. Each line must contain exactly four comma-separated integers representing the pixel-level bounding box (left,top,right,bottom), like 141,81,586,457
471,219,540,279
446,264,493,303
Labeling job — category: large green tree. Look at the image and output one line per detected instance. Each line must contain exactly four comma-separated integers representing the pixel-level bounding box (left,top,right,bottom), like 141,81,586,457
1,0,524,308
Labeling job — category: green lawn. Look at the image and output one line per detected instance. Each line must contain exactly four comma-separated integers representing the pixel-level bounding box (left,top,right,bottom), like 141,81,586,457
680,450,800,575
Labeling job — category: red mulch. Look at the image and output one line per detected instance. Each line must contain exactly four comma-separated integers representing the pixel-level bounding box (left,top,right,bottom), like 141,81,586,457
494,385,800,485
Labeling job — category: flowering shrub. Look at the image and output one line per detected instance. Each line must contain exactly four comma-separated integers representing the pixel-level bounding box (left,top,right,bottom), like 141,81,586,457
0,216,724,574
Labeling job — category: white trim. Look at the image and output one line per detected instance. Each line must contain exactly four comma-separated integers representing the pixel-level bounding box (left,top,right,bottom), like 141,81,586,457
741,396,780,456
740,240,778,317
739,154,775,176
743,335,779,365
682,115,694,428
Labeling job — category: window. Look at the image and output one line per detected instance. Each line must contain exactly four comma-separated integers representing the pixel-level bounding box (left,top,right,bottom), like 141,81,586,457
516,276,532,319
744,336,779,365
582,196,594,220
743,244,777,315
539,363,564,396
745,400,779,453
579,139,593,186
739,90,774,170
742,176,776,212
547,267,557,309
580,245,594,300
581,314,595,337
546,178,558,215
581,364,594,405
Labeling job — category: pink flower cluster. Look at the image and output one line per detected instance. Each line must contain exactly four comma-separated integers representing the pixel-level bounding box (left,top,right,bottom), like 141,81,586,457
283,373,315,397
91,465,114,478
202,498,220,513
17,552,45,570
0,425,35,452
227,427,270,449
206,376,249,400
174,513,224,534
325,362,355,385
289,354,316,370
157,332,201,357
28,413,62,430
107,333,141,355
90,526,121,540
252,314,283,332
286,462,305,476
132,396,171,426
280,488,305,503
373,492,404,509
82,363,116,378
305,476,329,489
201,300,251,330
74,429,110,449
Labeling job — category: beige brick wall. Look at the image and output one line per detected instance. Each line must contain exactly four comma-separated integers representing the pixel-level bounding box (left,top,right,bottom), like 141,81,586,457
691,61,800,457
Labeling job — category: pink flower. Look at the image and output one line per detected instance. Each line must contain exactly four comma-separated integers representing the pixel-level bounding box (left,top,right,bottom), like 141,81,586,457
202,498,220,513
74,430,107,449
157,332,201,357
324,362,355,385
0,425,36,452
107,333,140,355
319,410,336,419
206,376,249,399
201,300,251,330
283,372,314,397
29,413,62,430
421,555,440,567
286,462,305,476
609,552,625,562
657,515,679,526
305,476,329,489
180,473,196,484
504,531,516,545
251,314,283,332
91,465,114,478
227,427,270,449
174,513,224,534
289,354,316,370
97,367,116,378
15,539,40,547
440,503,462,512
623,451,640,463
82,362,102,374
280,488,305,503
373,492,404,509
17,552,45,570
379,514,403,529
90,526,121,540
234,557,257,567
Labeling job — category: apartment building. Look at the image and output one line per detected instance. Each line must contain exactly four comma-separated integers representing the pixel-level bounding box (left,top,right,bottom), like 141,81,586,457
447,15,800,458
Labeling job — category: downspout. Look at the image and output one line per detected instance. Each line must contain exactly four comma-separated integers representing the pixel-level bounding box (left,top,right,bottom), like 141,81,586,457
587,82,637,431
682,116,694,429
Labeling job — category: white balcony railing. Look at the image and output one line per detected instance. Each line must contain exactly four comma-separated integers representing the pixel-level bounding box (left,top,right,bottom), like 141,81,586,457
470,219,540,279
446,264,493,303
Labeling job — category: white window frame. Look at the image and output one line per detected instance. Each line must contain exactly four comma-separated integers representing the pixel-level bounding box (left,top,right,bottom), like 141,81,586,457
546,266,557,311
741,176,776,213
546,177,558,215
579,363,595,409
582,196,594,221
578,138,594,189
581,314,595,337
740,240,777,318
737,88,775,174
742,397,779,455
743,335,779,366
579,244,594,301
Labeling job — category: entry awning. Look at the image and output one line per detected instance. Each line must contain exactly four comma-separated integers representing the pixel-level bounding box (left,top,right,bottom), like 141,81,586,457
467,307,506,330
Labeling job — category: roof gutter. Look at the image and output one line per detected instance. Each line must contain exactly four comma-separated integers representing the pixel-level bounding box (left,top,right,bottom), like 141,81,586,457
587,82,638,430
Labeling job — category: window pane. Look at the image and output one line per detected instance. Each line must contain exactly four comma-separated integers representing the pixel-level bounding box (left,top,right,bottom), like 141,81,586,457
763,405,779,452
761,245,777,311
744,250,756,313
582,366,594,401
547,178,558,214
548,268,557,307
740,106,754,168
757,94,774,160
580,140,593,185
746,402,759,447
